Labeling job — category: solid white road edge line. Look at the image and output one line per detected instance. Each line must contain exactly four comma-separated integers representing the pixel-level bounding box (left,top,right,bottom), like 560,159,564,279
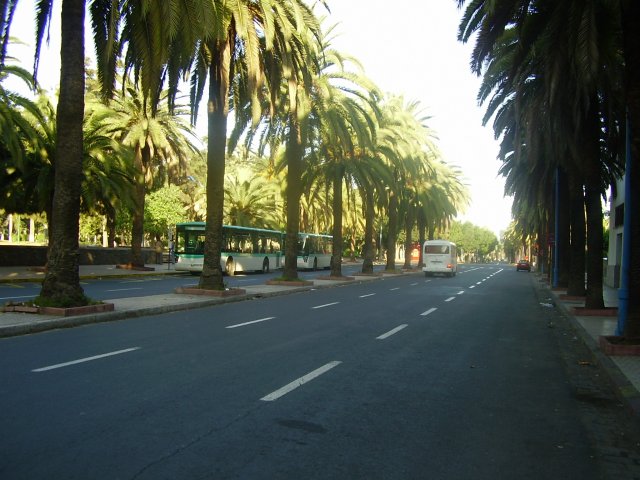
312,302,339,309
226,317,275,329
260,361,342,401
106,287,144,292
32,347,141,372
377,324,408,340
421,307,438,316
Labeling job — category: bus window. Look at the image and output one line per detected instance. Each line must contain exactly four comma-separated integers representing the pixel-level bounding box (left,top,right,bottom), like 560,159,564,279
425,244,450,255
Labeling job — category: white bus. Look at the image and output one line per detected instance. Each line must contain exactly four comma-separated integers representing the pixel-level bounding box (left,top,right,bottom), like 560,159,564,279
174,223,283,275
281,232,333,270
422,240,457,277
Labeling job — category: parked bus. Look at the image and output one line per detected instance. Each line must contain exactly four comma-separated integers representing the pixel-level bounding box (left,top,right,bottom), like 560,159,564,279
422,240,457,277
174,222,283,275
293,232,333,270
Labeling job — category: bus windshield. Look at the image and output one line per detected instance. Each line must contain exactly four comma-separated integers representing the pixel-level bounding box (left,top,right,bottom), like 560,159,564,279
425,244,450,255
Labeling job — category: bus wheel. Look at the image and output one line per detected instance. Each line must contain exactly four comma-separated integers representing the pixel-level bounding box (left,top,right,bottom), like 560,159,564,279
262,258,270,274
225,258,235,276
313,257,318,271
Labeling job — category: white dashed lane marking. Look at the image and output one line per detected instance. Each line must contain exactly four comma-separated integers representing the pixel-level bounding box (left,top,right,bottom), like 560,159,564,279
226,317,275,329
32,348,140,372
377,324,408,340
312,302,340,309
260,361,342,401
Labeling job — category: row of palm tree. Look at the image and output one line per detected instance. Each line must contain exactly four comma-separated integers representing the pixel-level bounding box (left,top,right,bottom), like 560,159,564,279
455,0,639,335
1,0,469,306
1,55,466,257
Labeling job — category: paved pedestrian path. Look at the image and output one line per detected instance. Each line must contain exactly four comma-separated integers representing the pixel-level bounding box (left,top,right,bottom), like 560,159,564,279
543,276,640,415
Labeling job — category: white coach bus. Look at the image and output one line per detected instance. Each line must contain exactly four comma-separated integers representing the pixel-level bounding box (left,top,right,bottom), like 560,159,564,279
422,240,457,277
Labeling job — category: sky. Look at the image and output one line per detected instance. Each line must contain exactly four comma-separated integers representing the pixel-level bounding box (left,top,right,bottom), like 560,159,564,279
7,0,513,238
321,1,513,237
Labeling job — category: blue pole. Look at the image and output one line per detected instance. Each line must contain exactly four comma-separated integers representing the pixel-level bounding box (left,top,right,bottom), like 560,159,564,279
553,167,560,288
615,114,632,336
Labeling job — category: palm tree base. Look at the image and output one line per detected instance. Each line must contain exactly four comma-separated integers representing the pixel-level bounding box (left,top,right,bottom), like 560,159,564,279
571,306,618,316
599,336,640,356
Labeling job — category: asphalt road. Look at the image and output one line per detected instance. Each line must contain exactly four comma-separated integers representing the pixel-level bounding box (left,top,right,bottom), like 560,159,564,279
0,266,600,479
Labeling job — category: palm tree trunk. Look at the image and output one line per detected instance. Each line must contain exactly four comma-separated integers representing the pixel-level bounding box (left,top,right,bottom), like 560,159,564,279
428,222,435,241
130,145,146,267
417,210,426,268
385,193,398,271
105,203,116,247
40,0,87,306
199,40,230,290
283,114,303,281
583,105,605,310
330,163,344,277
403,205,415,269
584,178,605,309
567,173,586,297
621,0,640,336
361,188,375,274
557,166,570,287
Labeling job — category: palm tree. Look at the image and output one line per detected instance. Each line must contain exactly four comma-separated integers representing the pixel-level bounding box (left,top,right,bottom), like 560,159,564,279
0,58,49,221
0,59,44,165
92,80,198,266
36,0,87,306
82,101,137,247
307,39,379,278
349,151,393,274
184,0,323,288
375,96,433,272
224,175,279,229
6,0,200,304
458,0,625,309
621,0,640,336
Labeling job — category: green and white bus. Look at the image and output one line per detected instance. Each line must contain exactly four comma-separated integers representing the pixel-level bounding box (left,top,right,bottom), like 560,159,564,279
292,232,333,270
174,223,283,275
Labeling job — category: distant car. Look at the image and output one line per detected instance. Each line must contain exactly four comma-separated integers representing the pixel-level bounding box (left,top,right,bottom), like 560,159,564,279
516,259,531,272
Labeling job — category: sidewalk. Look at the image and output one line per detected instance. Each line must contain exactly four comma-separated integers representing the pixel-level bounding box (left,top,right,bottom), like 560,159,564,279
0,263,184,283
542,274,640,415
0,263,386,338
